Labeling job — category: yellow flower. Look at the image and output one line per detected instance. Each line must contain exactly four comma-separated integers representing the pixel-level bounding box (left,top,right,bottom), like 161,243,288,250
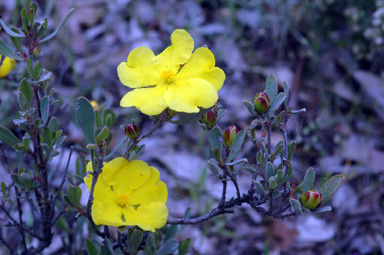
90,100,100,111
84,157,168,232
117,29,226,115
0,55,16,78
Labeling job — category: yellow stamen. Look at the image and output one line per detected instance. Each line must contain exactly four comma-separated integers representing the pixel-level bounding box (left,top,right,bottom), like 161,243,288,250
117,194,130,208
160,70,175,84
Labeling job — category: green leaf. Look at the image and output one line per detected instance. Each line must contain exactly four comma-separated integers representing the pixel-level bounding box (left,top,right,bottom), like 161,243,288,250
313,206,332,213
164,225,178,242
40,8,75,43
208,127,223,164
128,228,143,254
265,74,277,103
76,97,96,144
36,18,48,38
21,8,28,31
300,167,315,193
95,126,110,144
48,117,58,132
243,99,256,115
267,92,286,114
68,185,82,207
319,174,344,202
0,126,21,146
178,239,191,255
0,19,25,38
155,239,179,255
169,107,210,125
265,161,275,180
0,38,24,61
278,159,293,185
268,176,277,189
10,28,23,52
272,190,281,199
19,79,33,108
225,157,247,166
40,96,49,126
289,197,303,215
42,127,52,147
254,181,266,195
103,109,116,129
86,239,98,255
227,130,246,162
1,182,7,196
288,141,296,161
207,159,221,177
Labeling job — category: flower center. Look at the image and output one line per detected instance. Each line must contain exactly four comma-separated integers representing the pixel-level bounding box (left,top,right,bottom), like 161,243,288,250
160,70,175,84
117,193,130,208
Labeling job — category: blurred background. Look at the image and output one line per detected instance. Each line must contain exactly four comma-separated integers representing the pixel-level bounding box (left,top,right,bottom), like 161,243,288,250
1,0,384,254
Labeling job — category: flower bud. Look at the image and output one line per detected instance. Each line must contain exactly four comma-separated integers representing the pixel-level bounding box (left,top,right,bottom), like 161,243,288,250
200,109,217,128
253,92,271,114
223,125,239,147
125,124,140,139
301,190,322,210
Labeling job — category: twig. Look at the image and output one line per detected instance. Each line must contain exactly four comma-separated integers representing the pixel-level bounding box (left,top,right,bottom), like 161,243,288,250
51,146,74,219
86,148,106,238
218,179,227,208
0,227,14,254
15,186,28,253
0,204,43,240
51,208,67,226
124,111,167,158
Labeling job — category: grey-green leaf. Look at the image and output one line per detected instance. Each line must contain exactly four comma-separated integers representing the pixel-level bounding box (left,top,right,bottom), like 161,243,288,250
207,159,221,177
265,74,278,103
0,38,24,61
76,97,96,144
313,206,332,213
86,239,98,255
227,130,246,162
243,100,256,115
0,19,25,38
0,126,21,146
267,92,286,114
319,174,344,202
40,96,49,126
300,167,315,193
289,197,303,215
40,8,75,43
155,239,179,255
209,127,223,164
19,79,33,108
265,161,275,180
169,107,210,125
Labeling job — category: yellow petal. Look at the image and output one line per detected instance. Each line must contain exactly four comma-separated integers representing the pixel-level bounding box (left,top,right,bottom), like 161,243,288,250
123,202,168,232
175,47,225,91
92,199,125,227
129,167,168,205
83,162,94,191
117,46,162,88
164,78,218,113
0,56,16,78
102,158,150,194
156,29,194,73
120,84,168,116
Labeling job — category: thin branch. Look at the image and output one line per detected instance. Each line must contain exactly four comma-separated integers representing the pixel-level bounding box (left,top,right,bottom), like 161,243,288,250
15,186,27,252
51,208,67,226
0,204,43,240
0,227,14,254
51,146,74,216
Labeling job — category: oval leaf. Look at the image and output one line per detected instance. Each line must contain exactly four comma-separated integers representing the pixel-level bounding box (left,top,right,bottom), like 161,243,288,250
267,92,286,114
169,107,210,125
0,126,21,146
300,167,315,193
265,74,278,103
155,239,179,255
319,174,344,202
76,97,96,144
0,38,24,61
227,130,246,162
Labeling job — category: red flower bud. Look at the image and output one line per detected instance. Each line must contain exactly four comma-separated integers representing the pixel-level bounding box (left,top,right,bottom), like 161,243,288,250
124,124,140,139
253,92,271,114
200,109,217,128
301,190,322,210
223,125,239,147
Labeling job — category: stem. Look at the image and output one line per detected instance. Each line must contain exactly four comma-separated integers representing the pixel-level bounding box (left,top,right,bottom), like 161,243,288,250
218,179,227,208
86,148,105,238
15,186,28,253
0,227,14,254
0,204,43,240
267,120,272,155
124,111,167,158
